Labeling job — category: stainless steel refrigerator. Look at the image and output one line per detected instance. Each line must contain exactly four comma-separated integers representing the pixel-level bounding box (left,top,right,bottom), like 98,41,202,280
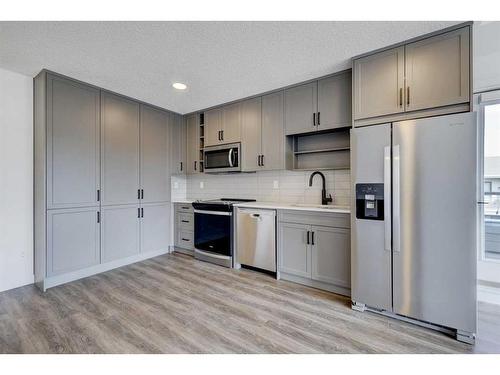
351,112,478,344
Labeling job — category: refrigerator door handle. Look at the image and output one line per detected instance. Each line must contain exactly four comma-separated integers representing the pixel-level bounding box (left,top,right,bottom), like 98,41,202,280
384,146,392,251
393,144,401,253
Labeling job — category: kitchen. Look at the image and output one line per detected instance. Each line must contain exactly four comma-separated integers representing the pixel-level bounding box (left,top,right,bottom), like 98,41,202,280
1,12,500,367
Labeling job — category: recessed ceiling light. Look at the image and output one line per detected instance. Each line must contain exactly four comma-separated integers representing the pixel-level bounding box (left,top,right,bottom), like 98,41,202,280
172,82,187,90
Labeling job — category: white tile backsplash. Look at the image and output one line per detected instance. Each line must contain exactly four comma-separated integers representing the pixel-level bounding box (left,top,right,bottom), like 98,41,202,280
182,169,351,206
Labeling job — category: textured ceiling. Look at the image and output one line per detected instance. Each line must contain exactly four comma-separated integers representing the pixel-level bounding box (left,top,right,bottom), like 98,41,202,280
0,21,457,114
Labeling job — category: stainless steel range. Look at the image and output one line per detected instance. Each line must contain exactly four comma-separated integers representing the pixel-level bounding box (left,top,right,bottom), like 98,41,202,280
192,198,256,267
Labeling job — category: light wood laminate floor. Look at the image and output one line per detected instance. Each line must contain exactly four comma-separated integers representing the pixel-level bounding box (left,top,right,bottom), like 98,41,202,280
1,253,499,353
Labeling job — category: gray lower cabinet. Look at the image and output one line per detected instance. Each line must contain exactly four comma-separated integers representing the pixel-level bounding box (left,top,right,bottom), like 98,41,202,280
101,92,140,205
101,204,140,263
47,207,100,276
46,74,100,209
174,203,194,254
278,211,351,295
279,222,311,278
140,105,170,202
140,202,171,254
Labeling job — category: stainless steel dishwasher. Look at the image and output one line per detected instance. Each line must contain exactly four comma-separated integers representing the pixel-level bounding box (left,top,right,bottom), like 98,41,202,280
236,208,276,273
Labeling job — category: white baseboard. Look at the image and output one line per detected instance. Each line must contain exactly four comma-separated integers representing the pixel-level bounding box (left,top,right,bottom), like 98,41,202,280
478,284,500,305
42,248,170,291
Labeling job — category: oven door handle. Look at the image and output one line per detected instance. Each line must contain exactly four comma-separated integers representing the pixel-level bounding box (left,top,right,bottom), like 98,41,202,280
228,148,234,167
194,209,232,216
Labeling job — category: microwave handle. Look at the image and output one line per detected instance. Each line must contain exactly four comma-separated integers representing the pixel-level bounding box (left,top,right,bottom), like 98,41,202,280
228,148,234,167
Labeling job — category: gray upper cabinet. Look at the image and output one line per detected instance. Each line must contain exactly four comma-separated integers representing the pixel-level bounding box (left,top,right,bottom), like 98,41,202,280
405,26,470,112
285,82,317,135
46,75,100,209
317,72,352,130
311,226,350,288
353,46,405,121
170,113,187,174
101,93,140,206
140,202,171,254
140,105,170,203
204,108,221,147
261,91,284,170
47,207,100,276
221,102,241,144
279,222,311,278
353,26,471,125
241,97,262,171
186,114,200,174
101,204,140,263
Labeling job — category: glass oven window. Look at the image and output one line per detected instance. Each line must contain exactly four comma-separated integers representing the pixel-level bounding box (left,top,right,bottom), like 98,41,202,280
194,212,231,256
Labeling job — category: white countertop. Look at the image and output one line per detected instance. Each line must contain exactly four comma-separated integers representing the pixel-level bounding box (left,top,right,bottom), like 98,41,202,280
172,199,196,204
233,201,350,214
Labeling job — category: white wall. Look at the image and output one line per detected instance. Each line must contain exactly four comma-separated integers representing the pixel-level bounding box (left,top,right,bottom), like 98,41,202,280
0,68,34,292
474,21,500,93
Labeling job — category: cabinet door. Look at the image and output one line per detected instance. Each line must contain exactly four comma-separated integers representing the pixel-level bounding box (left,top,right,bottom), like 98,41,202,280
353,46,405,121
240,97,262,171
47,207,100,276
170,113,187,174
284,82,317,135
101,205,140,263
141,202,171,254
311,226,350,288
205,108,221,147
140,105,170,203
186,114,200,174
46,75,100,209
317,71,352,130
279,222,311,278
221,102,241,143
405,27,470,112
261,91,284,170
101,93,140,205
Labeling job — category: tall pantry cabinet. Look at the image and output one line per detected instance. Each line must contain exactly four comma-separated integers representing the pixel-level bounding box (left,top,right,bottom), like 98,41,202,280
34,71,177,291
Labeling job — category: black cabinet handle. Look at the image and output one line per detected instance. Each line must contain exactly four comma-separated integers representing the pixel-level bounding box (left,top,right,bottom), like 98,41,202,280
137,189,141,199
317,112,320,125
181,206,190,210
306,231,310,245
194,161,197,171
141,189,144,199
311,231,315,246
180,162,183,171
137,208,140,218
97,189,100,202
261,154,264,167
141,208,144,218
97,211,100,223
313,113,316,126
181,220,189,223
218,130,221,141
257,155,261,166
182,238,189,242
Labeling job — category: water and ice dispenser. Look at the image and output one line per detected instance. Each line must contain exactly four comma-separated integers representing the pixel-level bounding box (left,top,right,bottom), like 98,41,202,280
355,183,384,220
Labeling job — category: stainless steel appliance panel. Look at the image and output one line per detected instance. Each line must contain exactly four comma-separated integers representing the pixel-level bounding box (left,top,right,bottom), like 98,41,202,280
236,209,276,272
392,112,477,333
351,123,392,311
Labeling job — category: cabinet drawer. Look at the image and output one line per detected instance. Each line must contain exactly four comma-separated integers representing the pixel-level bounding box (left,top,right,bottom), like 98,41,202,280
177,212,194,230
175,203,193,213
279,210,350,229
176,230,194,250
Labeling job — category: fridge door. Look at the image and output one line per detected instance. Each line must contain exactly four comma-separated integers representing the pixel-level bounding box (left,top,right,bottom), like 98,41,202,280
351,123,392,311
392,112,477,334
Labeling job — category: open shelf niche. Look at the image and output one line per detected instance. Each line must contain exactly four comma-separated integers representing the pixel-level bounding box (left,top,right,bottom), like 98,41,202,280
285,127,350,171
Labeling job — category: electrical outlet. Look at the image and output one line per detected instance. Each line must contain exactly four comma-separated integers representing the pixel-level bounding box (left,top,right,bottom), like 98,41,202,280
200,181,204,189
273,180,279,189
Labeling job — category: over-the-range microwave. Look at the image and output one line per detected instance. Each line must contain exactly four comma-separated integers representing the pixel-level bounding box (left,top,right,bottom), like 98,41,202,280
204,143,241,173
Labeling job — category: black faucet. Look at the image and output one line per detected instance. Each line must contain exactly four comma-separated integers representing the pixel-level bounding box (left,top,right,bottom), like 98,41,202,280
309,171,333,205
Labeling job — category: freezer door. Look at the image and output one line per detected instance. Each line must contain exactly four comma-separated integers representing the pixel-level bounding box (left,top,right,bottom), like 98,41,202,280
351,123,392,311
392,112,477,334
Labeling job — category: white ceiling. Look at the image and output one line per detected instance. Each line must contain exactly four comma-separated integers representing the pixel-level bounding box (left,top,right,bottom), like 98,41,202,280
0,21,457,114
